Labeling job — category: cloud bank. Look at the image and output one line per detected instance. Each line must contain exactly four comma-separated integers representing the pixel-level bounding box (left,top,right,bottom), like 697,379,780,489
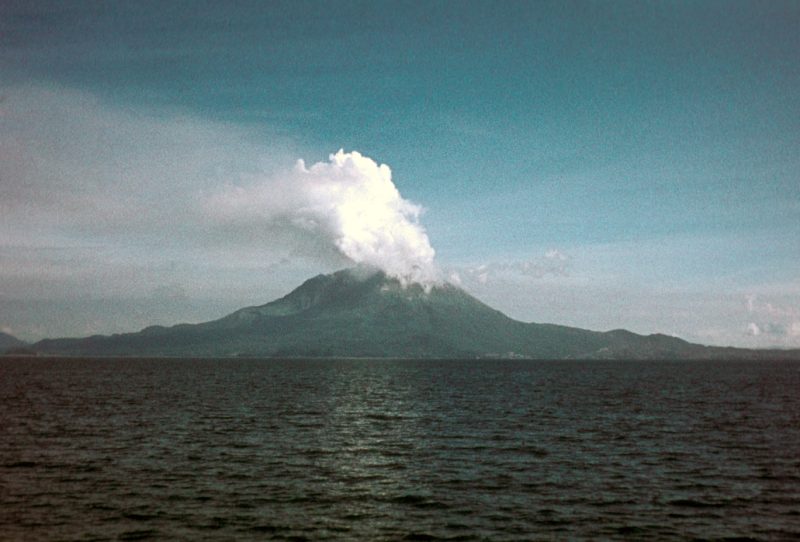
205,150,437,283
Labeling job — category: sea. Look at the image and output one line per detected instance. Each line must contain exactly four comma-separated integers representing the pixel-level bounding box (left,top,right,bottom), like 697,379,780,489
1,358,799,541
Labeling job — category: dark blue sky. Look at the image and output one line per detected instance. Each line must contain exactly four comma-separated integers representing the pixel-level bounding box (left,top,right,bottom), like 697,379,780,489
1,1,799,346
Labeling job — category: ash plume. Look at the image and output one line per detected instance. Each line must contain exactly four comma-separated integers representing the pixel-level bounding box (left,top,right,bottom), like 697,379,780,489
206,150,438,284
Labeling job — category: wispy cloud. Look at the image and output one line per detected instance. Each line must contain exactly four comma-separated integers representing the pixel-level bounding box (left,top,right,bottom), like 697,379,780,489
0,85,312,308
450,250,571,286
0,85,299,243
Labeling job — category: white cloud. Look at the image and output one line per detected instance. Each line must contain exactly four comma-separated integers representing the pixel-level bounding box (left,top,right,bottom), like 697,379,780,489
740,295,800,346
204,150,438,283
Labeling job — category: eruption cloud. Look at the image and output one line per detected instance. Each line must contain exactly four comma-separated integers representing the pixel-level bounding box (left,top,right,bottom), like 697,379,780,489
207,150,438,284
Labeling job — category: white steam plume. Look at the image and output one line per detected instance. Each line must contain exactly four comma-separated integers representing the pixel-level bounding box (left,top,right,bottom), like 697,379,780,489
206,150,438,283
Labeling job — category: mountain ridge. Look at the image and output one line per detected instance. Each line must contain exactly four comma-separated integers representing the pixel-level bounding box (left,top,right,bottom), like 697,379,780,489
0,332,27,353
23,268,800,359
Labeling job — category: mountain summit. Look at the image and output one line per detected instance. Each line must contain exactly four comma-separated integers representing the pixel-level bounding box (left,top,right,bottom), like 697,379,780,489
30,268,798,359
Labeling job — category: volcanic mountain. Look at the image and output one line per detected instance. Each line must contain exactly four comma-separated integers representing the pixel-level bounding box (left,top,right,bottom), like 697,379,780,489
29,268,798,359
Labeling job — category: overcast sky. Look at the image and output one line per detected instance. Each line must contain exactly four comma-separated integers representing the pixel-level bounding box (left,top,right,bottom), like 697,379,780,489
1,0,799,347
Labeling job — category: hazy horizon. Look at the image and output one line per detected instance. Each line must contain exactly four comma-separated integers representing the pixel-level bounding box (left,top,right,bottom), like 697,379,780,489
1,1,799,348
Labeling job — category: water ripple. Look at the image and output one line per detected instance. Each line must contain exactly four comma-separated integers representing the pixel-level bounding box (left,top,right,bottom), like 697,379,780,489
1,358,799,540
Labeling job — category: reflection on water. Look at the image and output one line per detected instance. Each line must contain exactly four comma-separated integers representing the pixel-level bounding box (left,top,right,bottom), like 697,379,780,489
1,358,799,540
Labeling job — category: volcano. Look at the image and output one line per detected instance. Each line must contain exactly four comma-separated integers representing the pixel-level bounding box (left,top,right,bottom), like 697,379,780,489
29,268,798,359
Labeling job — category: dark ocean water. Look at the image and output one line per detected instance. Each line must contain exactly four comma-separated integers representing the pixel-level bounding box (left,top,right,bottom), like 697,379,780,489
1,358,799,541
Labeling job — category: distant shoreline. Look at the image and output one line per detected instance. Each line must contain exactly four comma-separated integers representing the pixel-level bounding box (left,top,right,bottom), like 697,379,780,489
3,354,800,362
